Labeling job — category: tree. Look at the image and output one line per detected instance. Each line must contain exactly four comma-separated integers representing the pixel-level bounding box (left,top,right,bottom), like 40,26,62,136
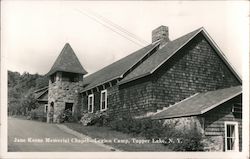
8,70,48,116
35,76,49,89
20,90,39,115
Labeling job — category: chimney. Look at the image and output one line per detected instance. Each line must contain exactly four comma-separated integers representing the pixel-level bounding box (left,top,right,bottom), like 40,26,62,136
152,25,169,44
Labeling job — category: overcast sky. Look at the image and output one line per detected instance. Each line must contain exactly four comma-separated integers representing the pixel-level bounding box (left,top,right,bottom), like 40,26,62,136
1,1,249,77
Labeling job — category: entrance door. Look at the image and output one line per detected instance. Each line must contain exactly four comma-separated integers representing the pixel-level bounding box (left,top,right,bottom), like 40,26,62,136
225,121,239,152
65,103,73,111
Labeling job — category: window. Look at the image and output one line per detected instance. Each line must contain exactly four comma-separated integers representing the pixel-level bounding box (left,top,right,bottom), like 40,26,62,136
65,103,73,112
62,72,79,82
88,94,94,113
100,90,107,111
225,121,239,152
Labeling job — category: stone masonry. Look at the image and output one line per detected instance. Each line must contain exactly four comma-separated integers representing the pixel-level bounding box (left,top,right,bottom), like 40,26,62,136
48,72,81,123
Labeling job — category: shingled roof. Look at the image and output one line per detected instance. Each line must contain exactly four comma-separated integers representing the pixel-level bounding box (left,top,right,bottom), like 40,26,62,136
80,28,203,92
34,87,48,102
81,27,241,93
152,86,242,120
46,43,87,76
119,28,202,84
81,43,159,92
119,28,241,84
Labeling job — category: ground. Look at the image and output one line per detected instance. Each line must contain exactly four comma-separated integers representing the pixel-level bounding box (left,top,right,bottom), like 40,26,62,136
8,117,112,152
8,117,171,152
64,123,171,151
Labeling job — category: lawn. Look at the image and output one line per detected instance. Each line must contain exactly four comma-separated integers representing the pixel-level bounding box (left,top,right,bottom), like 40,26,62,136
63,122,171,151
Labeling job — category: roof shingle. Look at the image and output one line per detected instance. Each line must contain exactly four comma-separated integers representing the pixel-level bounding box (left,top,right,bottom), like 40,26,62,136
81,43,158,92
152,86,242,120
47,43,87,76
81,28,202,92
119,28,202,84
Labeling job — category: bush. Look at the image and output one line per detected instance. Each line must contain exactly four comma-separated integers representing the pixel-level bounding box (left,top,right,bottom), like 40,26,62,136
58,109,75,123
164,127,204,151
108,113,204,151
27,106,46,122
109,114,166,139
29,110,37,120
79,111,110,126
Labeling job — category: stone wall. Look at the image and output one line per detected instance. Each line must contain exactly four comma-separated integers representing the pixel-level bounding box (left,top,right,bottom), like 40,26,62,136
48,79,81,123
202,136,224,151
162,116,204,133
161,116,225,152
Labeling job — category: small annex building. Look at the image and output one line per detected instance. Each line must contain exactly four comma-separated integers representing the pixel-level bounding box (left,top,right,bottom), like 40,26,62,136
34,25,242,152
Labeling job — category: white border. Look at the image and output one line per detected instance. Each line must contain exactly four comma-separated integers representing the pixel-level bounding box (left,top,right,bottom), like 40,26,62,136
1,1,249,159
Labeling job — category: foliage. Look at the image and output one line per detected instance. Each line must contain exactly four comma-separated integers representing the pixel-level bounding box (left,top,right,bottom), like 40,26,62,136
108,113,204,151
58,109,75,123
8,70,48,116
163,126,204,151
21,90,39,111
109,114,166,138
27,106,46,122
79,111,110,126
35,76,49,89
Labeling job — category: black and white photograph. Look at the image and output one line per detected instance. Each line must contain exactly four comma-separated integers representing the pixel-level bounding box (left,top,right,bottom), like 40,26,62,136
1,1,249,159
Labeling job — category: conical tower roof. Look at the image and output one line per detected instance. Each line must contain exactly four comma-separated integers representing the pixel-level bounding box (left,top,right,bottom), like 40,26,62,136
47,43,87,76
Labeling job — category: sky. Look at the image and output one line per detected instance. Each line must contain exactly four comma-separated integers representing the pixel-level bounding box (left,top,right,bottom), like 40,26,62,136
1,1,249,77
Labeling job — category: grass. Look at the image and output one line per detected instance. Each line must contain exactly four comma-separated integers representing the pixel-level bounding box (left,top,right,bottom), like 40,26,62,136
64,122,171,152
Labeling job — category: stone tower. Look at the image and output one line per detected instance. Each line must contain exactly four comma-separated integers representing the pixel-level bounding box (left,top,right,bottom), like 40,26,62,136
46,43,87,123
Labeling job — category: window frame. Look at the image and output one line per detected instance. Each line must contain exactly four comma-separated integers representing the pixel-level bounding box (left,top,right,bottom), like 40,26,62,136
224,121,239,152
100,90,108,111
88,94,94,113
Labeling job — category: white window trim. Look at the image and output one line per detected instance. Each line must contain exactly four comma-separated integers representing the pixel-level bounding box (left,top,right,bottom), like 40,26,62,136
88,94,94,113
100,90,108,111
224,121,239,152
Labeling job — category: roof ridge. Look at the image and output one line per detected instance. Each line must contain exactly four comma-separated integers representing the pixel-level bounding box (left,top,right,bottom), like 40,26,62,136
121,42,161,78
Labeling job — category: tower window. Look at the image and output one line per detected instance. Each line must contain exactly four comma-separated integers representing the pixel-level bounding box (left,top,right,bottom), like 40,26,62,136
62,72,79,82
